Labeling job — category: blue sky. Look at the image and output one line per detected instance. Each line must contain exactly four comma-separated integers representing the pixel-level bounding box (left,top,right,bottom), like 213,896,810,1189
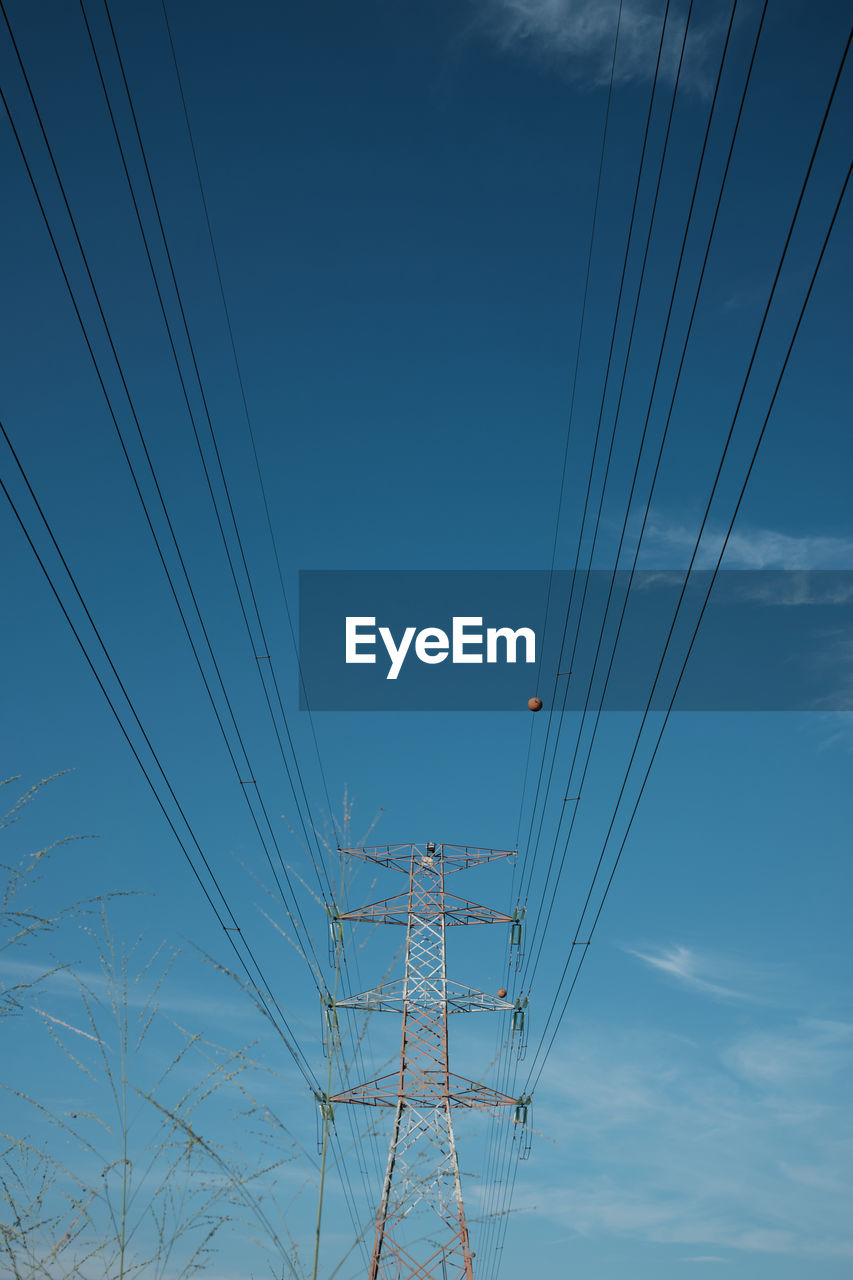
1,0,852,1277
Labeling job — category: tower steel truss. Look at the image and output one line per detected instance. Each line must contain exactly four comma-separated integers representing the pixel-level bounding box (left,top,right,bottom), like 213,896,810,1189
329,842,522,1279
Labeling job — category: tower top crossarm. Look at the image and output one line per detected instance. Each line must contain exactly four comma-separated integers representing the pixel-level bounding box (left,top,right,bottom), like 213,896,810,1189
337,842,516,875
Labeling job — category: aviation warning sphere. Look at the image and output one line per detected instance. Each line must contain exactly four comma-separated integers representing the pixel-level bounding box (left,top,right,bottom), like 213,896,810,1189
528,697,543,712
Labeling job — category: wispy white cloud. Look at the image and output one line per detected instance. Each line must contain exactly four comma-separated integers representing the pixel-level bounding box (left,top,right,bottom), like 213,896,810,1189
723,1020,853,1091
738,581,853,609
0,957,258,1024
779,1161,852,1194
814,711,853,753
639,518,853,570
495,1013,853,1260
473,0,725,93
625,944,750,1002
798,634,853,713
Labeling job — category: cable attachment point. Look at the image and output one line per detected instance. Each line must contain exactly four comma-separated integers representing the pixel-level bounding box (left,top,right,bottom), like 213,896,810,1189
511,995,529,1061
320,990,340,1056
509,906,526,970
314,1091,336,1152
326,901,343,965
513,1094,533,1159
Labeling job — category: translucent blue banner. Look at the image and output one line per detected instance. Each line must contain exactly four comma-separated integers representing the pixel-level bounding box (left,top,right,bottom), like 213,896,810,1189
298,570,853,711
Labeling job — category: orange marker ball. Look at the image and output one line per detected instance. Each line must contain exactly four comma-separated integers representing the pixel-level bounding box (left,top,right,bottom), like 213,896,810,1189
528,697,543,712
497,987,508,998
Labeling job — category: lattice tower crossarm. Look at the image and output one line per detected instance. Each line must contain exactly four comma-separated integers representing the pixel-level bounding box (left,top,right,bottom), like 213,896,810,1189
330,842,521,1279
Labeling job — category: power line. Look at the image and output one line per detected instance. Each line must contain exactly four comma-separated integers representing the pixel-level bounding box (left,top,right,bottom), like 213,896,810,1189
520,0,747,995
519,0,700,912
82,0,335,908
514,0,626,853
522,0,845,1011
483,0,692,1265
0,41,369,1239
524,53,852,1098
517,0,677,908
158,0,338,841
485,0,630,1256
105,0,388,1206
482,5,690,1264
0,0,329,992
490,7,850,1268
0,418,322,1097
481,5,693,1269
88,0,388,1211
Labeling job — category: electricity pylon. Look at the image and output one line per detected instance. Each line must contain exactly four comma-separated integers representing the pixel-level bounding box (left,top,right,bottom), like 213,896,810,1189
327,841,525,1279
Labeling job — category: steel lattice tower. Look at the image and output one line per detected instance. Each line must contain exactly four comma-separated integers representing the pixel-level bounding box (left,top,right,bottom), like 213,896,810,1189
328,841,524,1279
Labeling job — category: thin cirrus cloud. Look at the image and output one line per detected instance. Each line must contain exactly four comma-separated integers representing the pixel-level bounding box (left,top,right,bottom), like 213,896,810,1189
510,1015,853,1260
0,955,259,1026
816,710,853,753
473,0,725,93
723,1020,853,1090
638,518,853,570
625,943,752,1001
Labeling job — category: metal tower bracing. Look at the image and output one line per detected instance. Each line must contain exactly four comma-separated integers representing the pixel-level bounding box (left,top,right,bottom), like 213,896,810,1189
327,842,529,1279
